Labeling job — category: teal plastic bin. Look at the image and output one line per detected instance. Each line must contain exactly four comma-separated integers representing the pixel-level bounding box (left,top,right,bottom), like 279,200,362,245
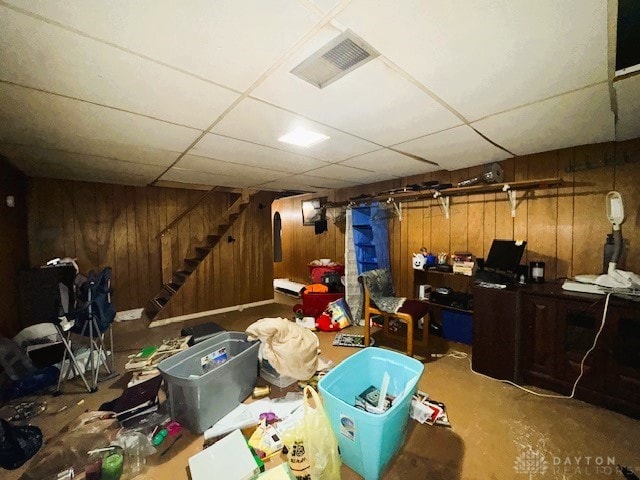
318,348,424,480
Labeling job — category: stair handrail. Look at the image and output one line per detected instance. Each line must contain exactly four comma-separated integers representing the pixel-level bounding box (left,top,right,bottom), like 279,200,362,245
155,186,231,239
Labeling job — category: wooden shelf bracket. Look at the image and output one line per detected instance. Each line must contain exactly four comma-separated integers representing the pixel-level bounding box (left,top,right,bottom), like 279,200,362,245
386,198,403,221
503,185,517,217
433,192,450,219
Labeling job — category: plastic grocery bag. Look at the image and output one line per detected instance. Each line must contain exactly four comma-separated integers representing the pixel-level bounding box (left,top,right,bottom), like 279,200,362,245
281,386,341,480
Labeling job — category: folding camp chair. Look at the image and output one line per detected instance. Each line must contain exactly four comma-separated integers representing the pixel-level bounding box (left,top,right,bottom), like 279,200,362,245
56,267,117,394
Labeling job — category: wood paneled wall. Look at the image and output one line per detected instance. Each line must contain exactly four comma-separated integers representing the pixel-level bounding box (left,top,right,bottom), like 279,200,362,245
27,179,275,315
154,190,276,320
0,157,29,337
273,138,640,297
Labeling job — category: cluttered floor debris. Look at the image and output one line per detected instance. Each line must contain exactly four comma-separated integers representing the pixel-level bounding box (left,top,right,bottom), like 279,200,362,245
2,296,640,480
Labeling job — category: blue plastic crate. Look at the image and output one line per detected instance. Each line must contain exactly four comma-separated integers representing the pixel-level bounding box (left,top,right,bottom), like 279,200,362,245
442,310,473,345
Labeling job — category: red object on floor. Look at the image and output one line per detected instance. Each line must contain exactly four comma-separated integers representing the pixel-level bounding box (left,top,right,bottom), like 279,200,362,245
316,313,343,332
293,290,345,319
307,264,345,283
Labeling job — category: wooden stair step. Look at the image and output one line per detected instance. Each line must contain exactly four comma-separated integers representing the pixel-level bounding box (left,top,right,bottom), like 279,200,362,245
174,269,192,280
195,246,212,257
145,300,160,317
162,283,179,294
184,257,201,267
207,234,222,244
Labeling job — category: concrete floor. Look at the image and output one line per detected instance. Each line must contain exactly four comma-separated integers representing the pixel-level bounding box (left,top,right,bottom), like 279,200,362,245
4,296,640,479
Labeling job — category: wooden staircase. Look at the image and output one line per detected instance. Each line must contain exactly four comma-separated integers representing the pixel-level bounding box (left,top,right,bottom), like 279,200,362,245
144,190,252,321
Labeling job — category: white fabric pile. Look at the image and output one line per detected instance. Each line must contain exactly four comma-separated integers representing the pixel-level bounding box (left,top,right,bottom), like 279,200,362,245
245,317,319,380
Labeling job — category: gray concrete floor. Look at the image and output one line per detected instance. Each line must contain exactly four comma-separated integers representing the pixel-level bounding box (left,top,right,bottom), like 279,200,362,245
4,295,639,479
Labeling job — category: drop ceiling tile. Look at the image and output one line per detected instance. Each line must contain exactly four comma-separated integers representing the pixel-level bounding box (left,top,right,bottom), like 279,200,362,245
256,176,320,192
395,126,511,170
47,167,155,186
191,133,328,173
0,143,165,183
252,27,462,145
0,7,240,129
614,75,640,141
162,166,287,189
160,168,237,187
282,174,360,189
0,83,200,156
335,0,608,120
307,0,343,13
301,163,391,184
4,0,321,91
177,154,287,183
472,84,614,156
213,98,379,162
340,149,439,177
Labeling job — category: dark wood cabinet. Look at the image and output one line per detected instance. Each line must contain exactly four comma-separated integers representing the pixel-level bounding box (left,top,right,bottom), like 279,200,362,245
520,286,640,418
415,271,640,417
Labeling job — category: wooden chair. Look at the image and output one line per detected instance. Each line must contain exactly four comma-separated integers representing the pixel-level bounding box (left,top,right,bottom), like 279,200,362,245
360,271,431,357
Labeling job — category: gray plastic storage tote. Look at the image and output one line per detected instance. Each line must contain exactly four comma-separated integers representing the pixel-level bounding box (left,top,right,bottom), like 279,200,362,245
157,332,259,433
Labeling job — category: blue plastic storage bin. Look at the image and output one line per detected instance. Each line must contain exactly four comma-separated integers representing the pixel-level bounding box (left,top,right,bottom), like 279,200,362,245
442,310,473,344
318,348,424,480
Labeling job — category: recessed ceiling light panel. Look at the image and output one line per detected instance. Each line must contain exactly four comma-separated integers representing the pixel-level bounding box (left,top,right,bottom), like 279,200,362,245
278,127,330,147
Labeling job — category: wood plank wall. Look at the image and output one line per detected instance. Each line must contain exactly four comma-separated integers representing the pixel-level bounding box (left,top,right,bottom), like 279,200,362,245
0,157,29,337
27,179,275,316
272,138,640,297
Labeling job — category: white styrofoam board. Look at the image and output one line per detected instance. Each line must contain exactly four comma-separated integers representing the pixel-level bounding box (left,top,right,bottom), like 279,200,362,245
303,163,394,184
340,148,438,177
0,144,166,183
0,83,201,154
3,0,321,92
161,164,289,189
213,97,379,162
115,308,144,322
0,7,240,130
252,27,462,146
336,0,608,121
190,133,329,173
614,75,640,141
258,174,359,191
393,125,511,171
472,83,615,156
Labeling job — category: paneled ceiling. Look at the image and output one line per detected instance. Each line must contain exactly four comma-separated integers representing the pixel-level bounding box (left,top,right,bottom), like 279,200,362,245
0,1,636,192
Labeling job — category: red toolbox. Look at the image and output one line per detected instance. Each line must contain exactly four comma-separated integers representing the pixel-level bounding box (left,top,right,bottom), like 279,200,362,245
294,291,345,319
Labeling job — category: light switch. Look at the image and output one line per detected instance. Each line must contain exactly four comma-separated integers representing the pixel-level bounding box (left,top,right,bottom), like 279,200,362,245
6,195,15,208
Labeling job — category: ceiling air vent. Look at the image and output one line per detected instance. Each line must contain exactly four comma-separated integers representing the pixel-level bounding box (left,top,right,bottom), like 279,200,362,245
291,30,380,89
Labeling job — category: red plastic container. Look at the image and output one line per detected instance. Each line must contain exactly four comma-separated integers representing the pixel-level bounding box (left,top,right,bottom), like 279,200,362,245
294,291,345,319
307,264,345,283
